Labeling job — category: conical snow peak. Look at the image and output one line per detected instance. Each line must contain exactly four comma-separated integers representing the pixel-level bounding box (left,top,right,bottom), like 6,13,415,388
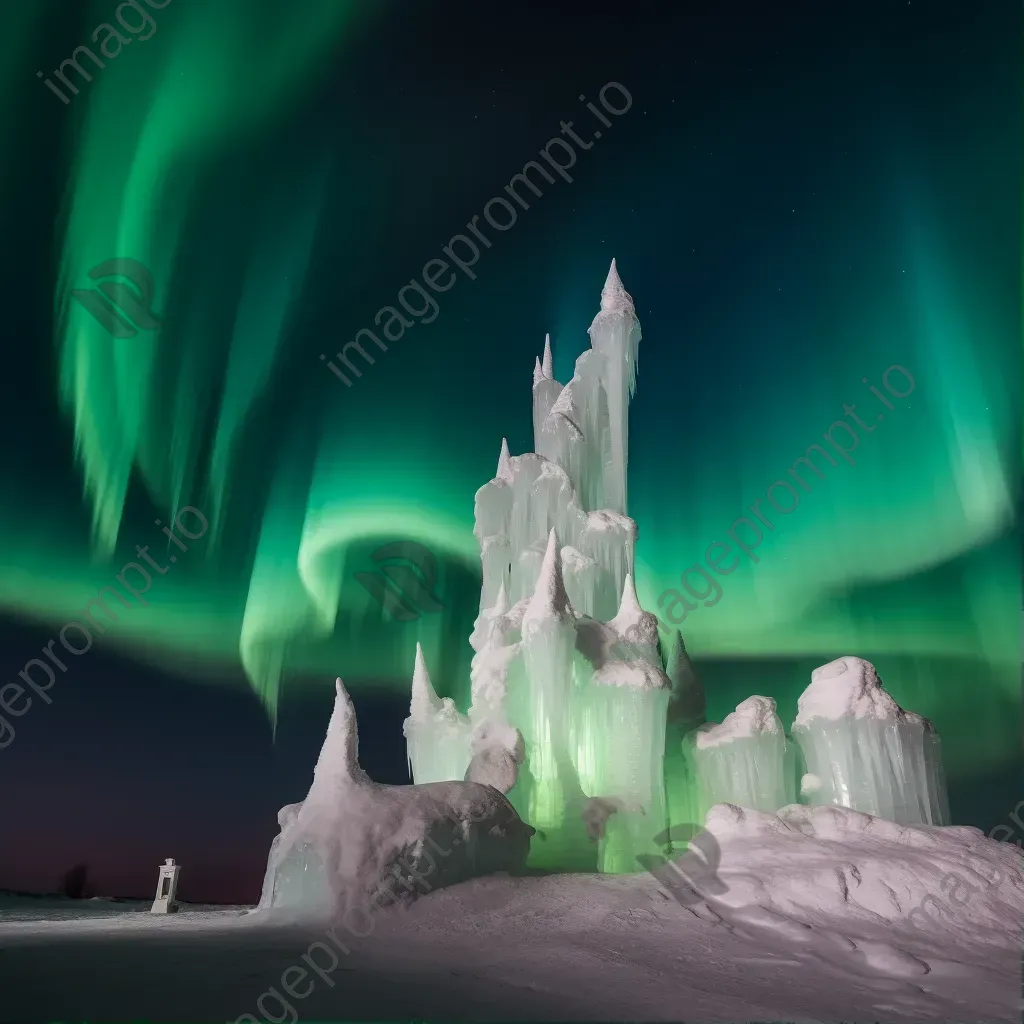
609,572,659,647
542,334,554,378
312,678,366,788
411,643,444,717
600,257,635,315
523,528,572,629
617,573,643,618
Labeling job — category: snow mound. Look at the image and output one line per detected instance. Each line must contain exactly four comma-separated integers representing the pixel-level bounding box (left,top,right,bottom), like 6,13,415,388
699,803,1024,951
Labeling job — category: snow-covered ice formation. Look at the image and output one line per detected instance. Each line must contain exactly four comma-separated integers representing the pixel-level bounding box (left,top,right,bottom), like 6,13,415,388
259,680,533,915
406,260,678,873
692,696,794,814
402,262,951,872
792,656,950,825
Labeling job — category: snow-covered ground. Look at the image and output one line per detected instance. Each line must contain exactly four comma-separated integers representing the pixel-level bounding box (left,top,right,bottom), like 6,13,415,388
2,803,1020,1023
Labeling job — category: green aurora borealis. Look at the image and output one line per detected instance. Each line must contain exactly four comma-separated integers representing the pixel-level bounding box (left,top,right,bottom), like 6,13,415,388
0,0,1018,819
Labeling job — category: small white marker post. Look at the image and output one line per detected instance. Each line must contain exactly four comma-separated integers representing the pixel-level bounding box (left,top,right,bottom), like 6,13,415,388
150,858,181,914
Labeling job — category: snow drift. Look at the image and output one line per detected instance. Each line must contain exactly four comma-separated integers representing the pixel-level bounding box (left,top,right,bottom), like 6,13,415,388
696,802,1023,953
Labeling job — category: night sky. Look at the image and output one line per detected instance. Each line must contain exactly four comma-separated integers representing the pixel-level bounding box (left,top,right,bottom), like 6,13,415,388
0,0,1018,905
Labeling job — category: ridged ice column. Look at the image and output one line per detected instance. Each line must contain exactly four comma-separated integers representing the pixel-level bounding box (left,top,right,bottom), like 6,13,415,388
792,656,949,825
692,696,794,814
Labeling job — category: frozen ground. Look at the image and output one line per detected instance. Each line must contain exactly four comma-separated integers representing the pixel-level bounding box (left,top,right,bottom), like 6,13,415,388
1,804,1021,1023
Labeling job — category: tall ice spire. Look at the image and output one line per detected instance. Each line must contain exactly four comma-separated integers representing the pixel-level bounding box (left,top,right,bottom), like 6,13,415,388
542,333,554,377
411,642,444,718
496,437,513,482
311,679,368,790
588,258,641,515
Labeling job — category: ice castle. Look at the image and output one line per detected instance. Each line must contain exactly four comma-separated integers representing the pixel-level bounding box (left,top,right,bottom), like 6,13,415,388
259,261,951,912
401,260,950,874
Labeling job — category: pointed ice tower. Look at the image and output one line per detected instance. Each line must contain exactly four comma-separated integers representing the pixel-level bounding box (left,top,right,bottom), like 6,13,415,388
586,259,641,515
461,260,668,872
402,643,471,784
474,439,514,611
532,334,563,451
692,696,794,814
792,656,949,825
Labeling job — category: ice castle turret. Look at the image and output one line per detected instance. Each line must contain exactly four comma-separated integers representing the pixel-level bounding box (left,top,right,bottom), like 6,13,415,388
792,656,949,825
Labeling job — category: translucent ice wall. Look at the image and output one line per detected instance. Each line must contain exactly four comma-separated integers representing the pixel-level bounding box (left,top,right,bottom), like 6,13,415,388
572,661,670,872
692,696,794,814
262,841,330,910
792,657,950,825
